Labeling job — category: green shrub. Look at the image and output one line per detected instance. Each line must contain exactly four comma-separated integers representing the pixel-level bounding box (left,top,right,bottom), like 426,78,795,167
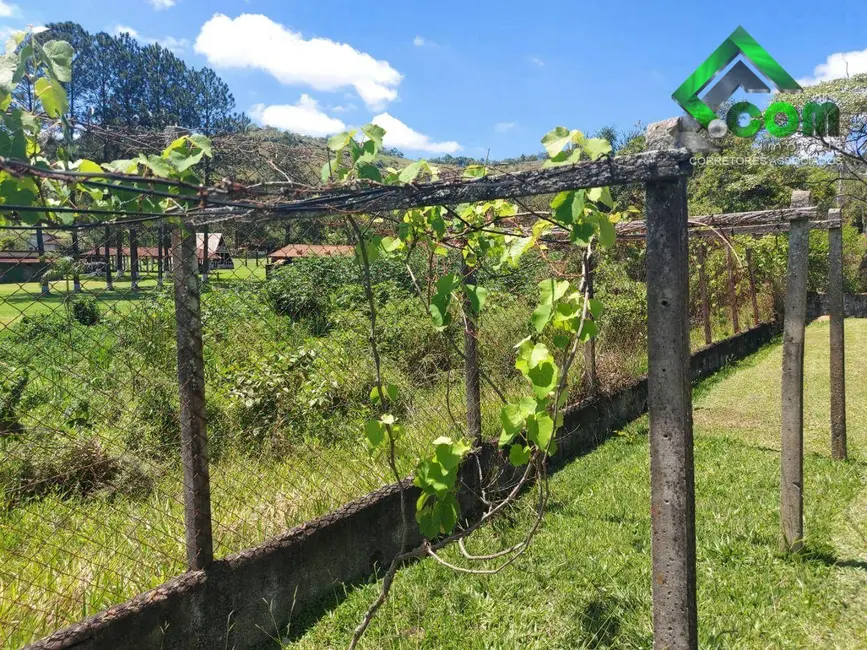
0,435,153,509
10,312,68,342
376,297,453,385
127,381,181,457
595,257,647,350
71,297,100,326
263,253,423,326
0,363,28,435
264,263,332,333
224,348,314,450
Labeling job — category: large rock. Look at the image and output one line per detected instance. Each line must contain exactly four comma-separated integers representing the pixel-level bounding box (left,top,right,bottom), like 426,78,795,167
646,116,719,153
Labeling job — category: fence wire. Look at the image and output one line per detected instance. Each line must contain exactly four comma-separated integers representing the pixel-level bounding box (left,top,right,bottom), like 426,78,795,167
0,185,785,647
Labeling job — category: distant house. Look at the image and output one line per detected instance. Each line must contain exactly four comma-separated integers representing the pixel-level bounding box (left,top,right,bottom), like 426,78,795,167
267,244,355,265
197,233,234,270
27,232,62,252
0,251,50,284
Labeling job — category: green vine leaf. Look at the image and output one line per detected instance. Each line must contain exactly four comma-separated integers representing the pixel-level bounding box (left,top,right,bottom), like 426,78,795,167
0,53,22,95
539,278,570,305
356,161,382,182
414,458,455,496
499,397,536,446
531,303,552,334
365,419,385,450
437,492,460,533
587,186,614,208
361,123,385,148
463,164,487,179
541,126,572,157
509,444,532,467
570,222,595,246
597,214,616,247
464,284,488,315
327,130,354,152
416,492,460,538
398,161,422,184
433,436,471,472
588,298,605,319
515,341,559,398
416,503,441,538
41,40,74,83
527,413,555,453
553,333,570,349
34,77,68,117
551,191,584,226
584,137,613,160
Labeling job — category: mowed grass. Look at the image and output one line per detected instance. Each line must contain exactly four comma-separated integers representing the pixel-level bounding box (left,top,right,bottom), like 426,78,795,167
282,320,867,650
0,259,266,325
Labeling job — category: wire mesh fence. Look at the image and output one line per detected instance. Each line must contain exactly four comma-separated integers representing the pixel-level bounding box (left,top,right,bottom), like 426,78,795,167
0,201,784,646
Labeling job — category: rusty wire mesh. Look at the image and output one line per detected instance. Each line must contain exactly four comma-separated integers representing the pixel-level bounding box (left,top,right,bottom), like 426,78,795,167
0,137,786,648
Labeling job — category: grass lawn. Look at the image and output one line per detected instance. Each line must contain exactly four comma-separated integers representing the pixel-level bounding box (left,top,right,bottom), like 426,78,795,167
282,320,867,649
0,259,266,326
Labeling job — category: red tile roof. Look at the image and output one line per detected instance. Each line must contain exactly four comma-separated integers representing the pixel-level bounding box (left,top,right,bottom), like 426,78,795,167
84,247,162,259
268,244,355,259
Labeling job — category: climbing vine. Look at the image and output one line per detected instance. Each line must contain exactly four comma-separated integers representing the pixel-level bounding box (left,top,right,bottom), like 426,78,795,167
0,29,212,226
0,30,632,649
325,123,629,648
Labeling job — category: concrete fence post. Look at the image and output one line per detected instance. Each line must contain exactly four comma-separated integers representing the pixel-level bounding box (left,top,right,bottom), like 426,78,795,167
461,258,483,443
780,190,811,553
828,209,847,461
115,229,124,277
130,228,140,291
645,118,699,650
35,226,50,296
583,251,598,394
202,226,209,283
746,247,760,327
157,223,165,289
172,227,214,570
698,243,712,345
71,226,81,293
726,245,740,333
104,226,113,291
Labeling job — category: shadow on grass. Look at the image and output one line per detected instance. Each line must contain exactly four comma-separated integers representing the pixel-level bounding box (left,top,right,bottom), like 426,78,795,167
277,563,386,646
580,596,623,648
800,547,867,571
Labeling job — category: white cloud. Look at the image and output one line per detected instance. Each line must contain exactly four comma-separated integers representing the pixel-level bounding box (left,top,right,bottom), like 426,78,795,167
528,56,545,67
412,35,438,48
0,2,18,18
114,24,141,39
331,103,357,113
799,48,867,85
195,13,402,110
156,36,190,54
0,26,17,44
147,0,176,10
371,113,460,154
112,25,189,54
250,95,346,137
495,121,516,133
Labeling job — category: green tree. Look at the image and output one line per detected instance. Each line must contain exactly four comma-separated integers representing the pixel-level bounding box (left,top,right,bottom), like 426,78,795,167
785,73,867,221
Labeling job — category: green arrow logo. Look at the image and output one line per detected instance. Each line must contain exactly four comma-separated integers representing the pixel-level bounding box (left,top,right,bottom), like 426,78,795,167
672,26,802,128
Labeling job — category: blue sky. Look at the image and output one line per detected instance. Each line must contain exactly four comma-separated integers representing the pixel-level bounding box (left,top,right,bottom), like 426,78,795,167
6,0,867,158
